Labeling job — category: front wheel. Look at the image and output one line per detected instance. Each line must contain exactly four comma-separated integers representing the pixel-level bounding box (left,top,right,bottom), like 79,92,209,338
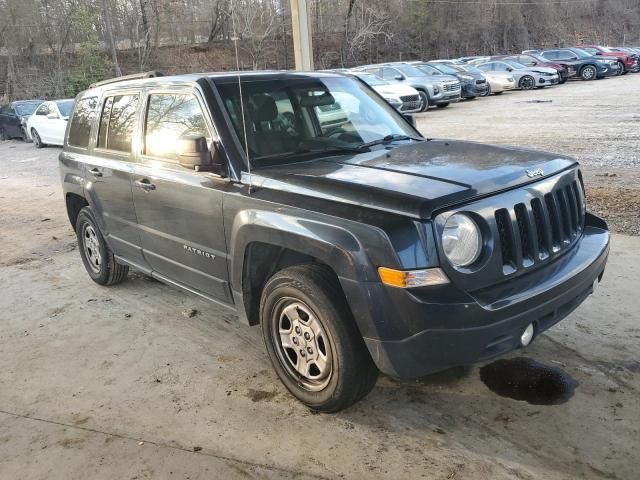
617,61,625,75
76,207,128,285
417,91,429,112
519,75,536,90
260,264,378,412
580,65,597,81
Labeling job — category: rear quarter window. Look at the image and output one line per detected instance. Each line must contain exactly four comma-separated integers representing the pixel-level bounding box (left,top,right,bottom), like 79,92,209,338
68,97,98,148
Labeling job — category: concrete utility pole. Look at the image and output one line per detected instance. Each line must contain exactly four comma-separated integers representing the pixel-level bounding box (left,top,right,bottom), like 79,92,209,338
290,0,314,71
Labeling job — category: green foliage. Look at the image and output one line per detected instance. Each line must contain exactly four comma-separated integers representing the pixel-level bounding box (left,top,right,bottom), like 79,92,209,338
64,6,112,96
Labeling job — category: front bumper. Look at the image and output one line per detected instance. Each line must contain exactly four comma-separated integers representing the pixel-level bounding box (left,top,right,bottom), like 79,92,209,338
356,216,609,379
461,82,489,98
538,76,559,86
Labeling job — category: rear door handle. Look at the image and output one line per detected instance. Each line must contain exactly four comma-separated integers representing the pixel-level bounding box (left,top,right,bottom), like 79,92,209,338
135,179,156,191
88,168,103,178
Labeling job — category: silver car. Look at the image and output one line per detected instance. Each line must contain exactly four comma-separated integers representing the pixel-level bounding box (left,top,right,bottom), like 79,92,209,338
357,63,460,111
347,71,423,113
476,60,559,90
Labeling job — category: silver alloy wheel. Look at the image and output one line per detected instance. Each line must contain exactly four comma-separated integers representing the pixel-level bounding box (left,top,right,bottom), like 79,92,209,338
32,129,41,147
274,299,332,391
582,66,596,80
520,75,535,89
83,224,102,273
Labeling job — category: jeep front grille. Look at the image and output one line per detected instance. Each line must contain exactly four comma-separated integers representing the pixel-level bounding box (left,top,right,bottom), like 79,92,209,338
494,179,584,275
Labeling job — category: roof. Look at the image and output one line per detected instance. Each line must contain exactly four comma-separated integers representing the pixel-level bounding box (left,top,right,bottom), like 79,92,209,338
81,70,347,95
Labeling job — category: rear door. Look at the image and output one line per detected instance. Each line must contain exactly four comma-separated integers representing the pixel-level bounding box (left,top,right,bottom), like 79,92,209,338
82,91,147,268
130,87,231,303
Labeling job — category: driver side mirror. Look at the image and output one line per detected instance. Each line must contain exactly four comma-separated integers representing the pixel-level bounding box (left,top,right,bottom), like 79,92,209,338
178,136,224,175
394,74,405,81
506,67,513,72
47,113,59,120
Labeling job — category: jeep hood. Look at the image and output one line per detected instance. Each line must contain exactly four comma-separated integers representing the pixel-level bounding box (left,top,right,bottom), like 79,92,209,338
251,140,577,219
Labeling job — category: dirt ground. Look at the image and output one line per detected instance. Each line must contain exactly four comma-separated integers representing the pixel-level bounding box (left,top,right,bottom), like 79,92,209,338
0,76,639,480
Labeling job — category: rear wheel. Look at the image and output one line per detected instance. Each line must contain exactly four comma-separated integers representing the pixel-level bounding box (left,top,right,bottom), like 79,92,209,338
519,75,535,90
580,65,597,81
76,207,128,286
32,129,45,148
260,264,378,412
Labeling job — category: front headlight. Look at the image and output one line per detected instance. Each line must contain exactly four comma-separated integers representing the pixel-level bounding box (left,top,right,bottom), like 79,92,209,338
442,213,482,267
385,96,401,104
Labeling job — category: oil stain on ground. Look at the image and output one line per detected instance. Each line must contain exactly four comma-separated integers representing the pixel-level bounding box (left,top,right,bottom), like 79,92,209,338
480,357,578,405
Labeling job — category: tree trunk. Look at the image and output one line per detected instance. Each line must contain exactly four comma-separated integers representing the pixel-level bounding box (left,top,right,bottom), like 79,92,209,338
101,0,122,76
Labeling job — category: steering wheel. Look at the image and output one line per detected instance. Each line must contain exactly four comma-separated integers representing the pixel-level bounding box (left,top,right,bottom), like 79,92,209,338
321,126,348,138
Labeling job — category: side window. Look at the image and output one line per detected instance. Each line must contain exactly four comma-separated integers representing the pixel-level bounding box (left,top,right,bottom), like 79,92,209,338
68,97,97,148
97,94,139,153
144,93,210,161
555,51,570,60
36,104,50,116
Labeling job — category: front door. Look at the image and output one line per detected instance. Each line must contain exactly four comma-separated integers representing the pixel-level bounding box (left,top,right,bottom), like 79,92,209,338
83,92,147,268
131,89,231,303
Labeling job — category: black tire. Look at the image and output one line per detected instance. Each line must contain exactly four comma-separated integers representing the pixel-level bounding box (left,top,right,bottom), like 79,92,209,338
32,128,45,148
436,102,449,108
75,207,128,286
417,91,429,112
580,65,597,81
519,75,535,90
260,264,378,412
20,127,29,142
617,61,626,75
0,127,8,141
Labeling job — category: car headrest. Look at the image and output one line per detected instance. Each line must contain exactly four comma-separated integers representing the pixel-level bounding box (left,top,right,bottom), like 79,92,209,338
252,94,278,122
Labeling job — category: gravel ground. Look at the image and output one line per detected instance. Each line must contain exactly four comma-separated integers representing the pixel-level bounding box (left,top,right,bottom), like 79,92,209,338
0,77,639,480
418,73,640,235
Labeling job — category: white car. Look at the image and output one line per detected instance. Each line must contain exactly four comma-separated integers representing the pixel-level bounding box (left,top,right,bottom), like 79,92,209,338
27,99,74,147
349,72,423,113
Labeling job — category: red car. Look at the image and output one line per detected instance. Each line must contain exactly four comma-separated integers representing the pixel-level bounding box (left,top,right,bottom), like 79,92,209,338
492,54,572,83
578,45,636,74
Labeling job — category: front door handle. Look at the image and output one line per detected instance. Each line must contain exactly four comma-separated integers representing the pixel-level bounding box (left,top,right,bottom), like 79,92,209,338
88,168,102,178
135,179,156,191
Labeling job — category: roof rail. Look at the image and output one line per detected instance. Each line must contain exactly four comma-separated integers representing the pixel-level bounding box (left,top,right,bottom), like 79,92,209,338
89,71,164,88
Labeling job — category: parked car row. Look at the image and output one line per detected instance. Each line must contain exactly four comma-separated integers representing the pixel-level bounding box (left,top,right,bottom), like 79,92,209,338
0,98,73,146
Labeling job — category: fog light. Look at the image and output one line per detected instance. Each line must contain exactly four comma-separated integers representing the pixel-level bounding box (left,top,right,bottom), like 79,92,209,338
521,323,534,347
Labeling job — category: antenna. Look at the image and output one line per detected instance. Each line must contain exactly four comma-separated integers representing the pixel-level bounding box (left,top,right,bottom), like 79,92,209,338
230,0,253,193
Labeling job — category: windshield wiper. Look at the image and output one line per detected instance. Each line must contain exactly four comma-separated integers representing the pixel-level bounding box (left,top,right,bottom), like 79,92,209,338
253,145,369,163
359,134,424,149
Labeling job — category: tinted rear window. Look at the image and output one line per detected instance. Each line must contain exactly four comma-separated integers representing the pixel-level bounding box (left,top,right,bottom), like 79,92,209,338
68,97,97,148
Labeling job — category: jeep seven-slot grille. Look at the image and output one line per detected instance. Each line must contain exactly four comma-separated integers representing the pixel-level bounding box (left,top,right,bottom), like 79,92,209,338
494,179,584,275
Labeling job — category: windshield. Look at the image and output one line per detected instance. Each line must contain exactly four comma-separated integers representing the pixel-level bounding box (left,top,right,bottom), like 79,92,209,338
395,64,428,77
429,63,460,75
353,73,387,86
503,60,526,69
572,48,592,59
215,76,419,167
15,102,41,116
459,65,483,75
415,64,442,75
56,100,74,117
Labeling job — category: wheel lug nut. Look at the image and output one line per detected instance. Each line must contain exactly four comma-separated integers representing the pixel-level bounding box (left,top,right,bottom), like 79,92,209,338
292,337,298,345
304,332,310,340
295,326,301,334
300,350,306,357
307,347,313,355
